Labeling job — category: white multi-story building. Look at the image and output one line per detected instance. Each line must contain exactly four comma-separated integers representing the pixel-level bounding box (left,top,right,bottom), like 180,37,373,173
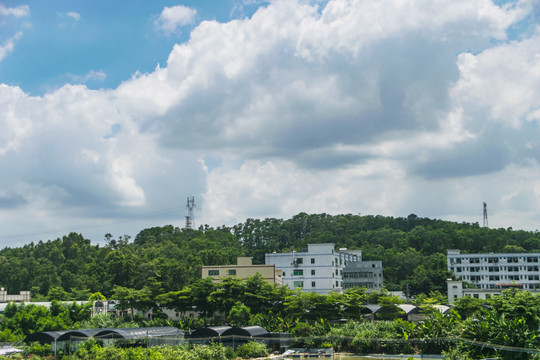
447,249,540,291
265,243,366,294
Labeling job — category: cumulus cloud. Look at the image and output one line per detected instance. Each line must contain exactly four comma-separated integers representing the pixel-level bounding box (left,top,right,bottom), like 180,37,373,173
154,5,197,35
2,0,540,246
0,4,29,18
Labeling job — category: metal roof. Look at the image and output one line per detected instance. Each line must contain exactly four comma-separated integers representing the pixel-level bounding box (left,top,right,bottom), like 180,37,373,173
25,327,183,343
25,331,68,343
57,329,105,341
222,326,268,337
94,327,182,340
189,326,232,338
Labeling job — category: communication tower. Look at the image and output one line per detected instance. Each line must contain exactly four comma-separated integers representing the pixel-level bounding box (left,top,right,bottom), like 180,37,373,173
483,202,488,228
185,196,196,230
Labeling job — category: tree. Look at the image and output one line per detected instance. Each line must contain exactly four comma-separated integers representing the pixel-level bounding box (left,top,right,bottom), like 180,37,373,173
228,302,251,326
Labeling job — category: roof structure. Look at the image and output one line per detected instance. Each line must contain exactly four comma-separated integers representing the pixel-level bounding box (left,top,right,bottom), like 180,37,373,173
222,326,268,338
57,329,104,341
25,331,68,343
398,304,419,314
189,326,232,339
95,327,182,340
26,327,183,344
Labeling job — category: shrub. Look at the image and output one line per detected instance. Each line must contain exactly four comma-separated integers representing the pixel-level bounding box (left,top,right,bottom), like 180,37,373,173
235,341,269,359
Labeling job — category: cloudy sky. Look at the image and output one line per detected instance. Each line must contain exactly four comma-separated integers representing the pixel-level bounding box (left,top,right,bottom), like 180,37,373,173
1,0,540,247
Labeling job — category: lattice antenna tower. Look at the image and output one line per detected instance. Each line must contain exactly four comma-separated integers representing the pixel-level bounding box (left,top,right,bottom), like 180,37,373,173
185,196,196,230
483,202,488,228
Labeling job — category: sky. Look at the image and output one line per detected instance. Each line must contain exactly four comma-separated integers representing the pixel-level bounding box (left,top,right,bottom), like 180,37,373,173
1,0,540,247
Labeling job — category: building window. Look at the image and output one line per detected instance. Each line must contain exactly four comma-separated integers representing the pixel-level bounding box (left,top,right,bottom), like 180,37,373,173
335,269,338,275
311,258,315,264
296,258,303,265
293,269,303,276
311,269,315,276
294,281,304,288
336,281,339,287
208,270,219,276
228,269,236,276
283,271,286,276
312,281,316,287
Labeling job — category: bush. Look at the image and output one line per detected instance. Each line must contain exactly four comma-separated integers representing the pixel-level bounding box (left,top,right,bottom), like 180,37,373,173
235,341,269,359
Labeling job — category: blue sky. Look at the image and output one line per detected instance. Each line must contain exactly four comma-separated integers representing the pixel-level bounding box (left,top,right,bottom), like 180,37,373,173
1,0,265,94
1,0,540,247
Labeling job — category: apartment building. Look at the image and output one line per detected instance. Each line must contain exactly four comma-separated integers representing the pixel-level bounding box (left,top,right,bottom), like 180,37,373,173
447,249,540,291
265,243,382,294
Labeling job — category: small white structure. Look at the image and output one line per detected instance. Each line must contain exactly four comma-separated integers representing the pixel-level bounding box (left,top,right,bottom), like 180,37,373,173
0,288,30,303
447,279,510,304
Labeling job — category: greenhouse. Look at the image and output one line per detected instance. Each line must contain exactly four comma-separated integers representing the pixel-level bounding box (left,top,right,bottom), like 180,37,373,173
25,326,184,354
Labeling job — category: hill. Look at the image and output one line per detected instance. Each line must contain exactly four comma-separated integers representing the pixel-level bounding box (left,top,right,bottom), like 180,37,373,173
1,213,540,300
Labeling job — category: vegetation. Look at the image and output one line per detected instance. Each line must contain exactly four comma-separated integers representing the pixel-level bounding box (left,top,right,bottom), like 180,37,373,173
2,213,540,301
3,213,540,358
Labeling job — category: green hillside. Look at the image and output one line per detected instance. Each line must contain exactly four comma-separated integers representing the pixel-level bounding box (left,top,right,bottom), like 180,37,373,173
2,213,540,300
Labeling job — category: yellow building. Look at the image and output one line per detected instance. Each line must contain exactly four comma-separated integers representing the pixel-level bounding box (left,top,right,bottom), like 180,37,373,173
202,257,283,285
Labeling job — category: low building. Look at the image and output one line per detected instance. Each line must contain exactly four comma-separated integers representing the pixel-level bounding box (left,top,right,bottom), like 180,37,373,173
202,257,283,285
0,287,30,303
446,279,537,304
342,261,383,291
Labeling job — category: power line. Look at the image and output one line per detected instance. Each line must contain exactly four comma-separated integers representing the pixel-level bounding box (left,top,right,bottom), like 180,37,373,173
0,206,185,240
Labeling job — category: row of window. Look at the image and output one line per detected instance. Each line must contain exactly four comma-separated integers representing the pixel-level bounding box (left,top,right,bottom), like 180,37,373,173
293,280,343,289
452,266,539,272
208,269,236,276
289,269,344,276
450,256,539,264
461,274,540,281
292,257,350,266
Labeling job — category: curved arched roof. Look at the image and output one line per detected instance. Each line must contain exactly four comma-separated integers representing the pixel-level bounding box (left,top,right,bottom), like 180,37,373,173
95,327,182,340
26,327,183,343
189,326,232,339
222,326,268,337
57,329,104,341
25,331,67,343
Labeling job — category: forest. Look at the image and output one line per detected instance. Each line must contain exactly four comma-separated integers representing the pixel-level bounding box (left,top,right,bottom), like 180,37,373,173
2,212,540,301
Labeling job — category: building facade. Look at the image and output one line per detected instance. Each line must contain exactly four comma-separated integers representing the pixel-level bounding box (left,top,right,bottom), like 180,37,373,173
201,257,283,285
265,243,382,294
447,249,540,292
342,260,383,291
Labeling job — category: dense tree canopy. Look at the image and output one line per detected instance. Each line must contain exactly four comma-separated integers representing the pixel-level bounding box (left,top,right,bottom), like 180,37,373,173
1,213,540,300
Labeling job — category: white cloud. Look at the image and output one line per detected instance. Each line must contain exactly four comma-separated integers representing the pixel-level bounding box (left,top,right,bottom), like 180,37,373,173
0,31,23,62
154,5,197,35
0,4,29,18
66,70,107,84
2,0,540,246
66,12,81,21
